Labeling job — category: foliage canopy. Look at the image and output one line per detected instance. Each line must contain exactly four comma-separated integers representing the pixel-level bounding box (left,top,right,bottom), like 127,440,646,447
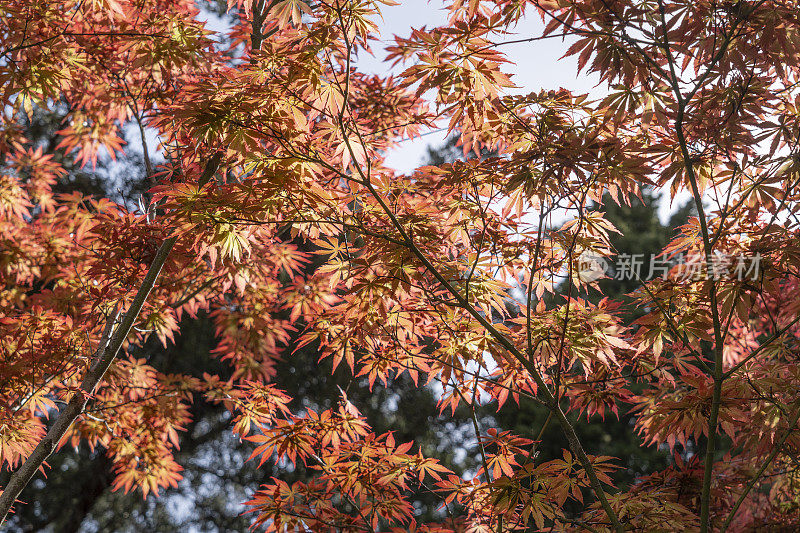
2,0,800,531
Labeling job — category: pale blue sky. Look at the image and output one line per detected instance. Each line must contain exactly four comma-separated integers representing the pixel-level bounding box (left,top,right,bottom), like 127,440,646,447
355,0,601,173
356,0,694,220
189,1,685,220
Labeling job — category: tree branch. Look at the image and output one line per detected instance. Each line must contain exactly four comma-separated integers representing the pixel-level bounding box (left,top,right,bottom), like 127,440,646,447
343,135,625,532
720,402,800,531
0,236,177,523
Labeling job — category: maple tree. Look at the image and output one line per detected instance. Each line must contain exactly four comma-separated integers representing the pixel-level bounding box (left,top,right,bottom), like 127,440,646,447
2,0,800,531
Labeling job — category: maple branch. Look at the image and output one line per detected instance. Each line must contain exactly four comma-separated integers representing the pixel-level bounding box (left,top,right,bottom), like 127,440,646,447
455,384,490,484
632,270,713,374
135,112,154,184
724,313,800,378
169,275,224,309
345,139,624,532
607,3,772,527
330,55,624,526
676,102,725,533
526,208,548,359
313,452,377,533
710,156,800,250
377,323,547,407
666,20,747,524
720,402,800,531
0,150,223,524
250,0,267,52
250,0,281,53
0,236,177,524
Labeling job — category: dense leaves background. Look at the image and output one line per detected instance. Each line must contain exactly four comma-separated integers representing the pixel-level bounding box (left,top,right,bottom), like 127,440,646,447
2,0,800,531
4,135,687,532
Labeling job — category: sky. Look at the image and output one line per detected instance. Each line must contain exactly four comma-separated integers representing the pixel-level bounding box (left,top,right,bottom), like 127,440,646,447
352,0,691,221
187,0,687,221
355,0,601,172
